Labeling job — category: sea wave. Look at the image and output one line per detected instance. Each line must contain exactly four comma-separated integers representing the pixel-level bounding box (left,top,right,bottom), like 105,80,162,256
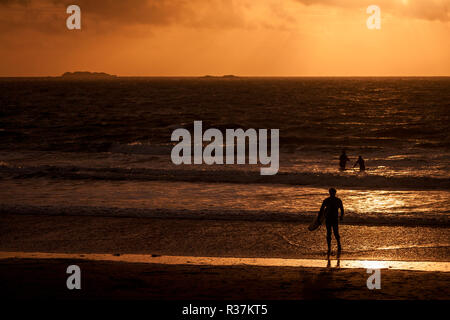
1,164,449,190
0,204,448,227
109,142,172,155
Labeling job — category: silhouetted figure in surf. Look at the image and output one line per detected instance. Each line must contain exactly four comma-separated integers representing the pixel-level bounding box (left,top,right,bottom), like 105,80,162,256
353,155,366,171
319,188,344,256
339,150,350,170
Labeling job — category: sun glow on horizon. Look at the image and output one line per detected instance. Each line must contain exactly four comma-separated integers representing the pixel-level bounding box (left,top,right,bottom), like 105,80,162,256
0,0,449,76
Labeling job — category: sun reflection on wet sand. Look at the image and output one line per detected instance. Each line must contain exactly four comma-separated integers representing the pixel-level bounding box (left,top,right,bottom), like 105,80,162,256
0,252,448,273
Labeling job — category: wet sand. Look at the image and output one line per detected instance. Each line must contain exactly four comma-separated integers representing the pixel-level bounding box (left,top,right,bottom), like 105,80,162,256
1,214,449,300
1,251,449,272
1,214,449,261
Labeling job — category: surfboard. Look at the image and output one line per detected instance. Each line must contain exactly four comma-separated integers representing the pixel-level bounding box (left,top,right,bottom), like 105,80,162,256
308,208,326,231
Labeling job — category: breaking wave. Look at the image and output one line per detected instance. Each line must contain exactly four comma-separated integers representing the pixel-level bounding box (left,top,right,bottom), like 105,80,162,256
0,204,448,227
1,164,449,190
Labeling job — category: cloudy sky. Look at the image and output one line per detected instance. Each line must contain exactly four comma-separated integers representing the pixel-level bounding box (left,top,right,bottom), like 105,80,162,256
0,0,449,76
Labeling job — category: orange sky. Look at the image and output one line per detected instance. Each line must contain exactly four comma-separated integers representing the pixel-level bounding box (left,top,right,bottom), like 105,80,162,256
0,0,449,76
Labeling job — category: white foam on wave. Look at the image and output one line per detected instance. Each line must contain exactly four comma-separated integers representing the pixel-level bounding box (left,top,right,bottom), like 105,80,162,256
1,164,449,190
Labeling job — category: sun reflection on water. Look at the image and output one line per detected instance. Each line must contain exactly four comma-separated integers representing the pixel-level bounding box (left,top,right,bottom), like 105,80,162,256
345,190,408,215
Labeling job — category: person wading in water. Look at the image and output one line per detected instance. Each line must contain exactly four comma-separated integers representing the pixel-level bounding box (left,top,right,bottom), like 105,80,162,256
339,150,350,170
353,155,366,171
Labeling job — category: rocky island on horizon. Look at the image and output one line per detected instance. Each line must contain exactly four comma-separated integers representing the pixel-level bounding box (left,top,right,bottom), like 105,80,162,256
200,74,239,79
61,71,118,79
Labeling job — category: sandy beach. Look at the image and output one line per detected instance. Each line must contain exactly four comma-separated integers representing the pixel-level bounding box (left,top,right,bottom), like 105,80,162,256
1,213,449,300
1,258,449,300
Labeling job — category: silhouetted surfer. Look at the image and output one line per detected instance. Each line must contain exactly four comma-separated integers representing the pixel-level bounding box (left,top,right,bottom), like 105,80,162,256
353,155,365,171
319,188,344,255
339,150,350,170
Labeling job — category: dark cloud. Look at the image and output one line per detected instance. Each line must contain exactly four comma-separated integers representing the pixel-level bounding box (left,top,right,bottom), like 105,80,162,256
50,0,184,25
294,0,450,22
0,0,248,33
0,0,30,4
0,0,448,37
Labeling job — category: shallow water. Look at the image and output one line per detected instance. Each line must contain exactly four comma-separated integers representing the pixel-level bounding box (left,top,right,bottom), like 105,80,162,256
0,178,448,225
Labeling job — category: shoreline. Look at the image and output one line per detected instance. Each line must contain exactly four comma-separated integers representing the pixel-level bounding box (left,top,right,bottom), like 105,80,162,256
1,214,449,262
1,251,449,272
1,204,449,228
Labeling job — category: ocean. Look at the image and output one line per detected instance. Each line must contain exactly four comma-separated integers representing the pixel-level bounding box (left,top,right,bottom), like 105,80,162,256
1,77,449,226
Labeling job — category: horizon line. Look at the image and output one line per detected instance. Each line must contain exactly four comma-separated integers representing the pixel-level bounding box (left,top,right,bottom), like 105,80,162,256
1,75,450,78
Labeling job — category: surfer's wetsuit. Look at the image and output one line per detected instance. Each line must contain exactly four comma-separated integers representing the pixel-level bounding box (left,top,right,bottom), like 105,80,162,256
354,156,366,171
339,153,350,169
319,196,344,252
